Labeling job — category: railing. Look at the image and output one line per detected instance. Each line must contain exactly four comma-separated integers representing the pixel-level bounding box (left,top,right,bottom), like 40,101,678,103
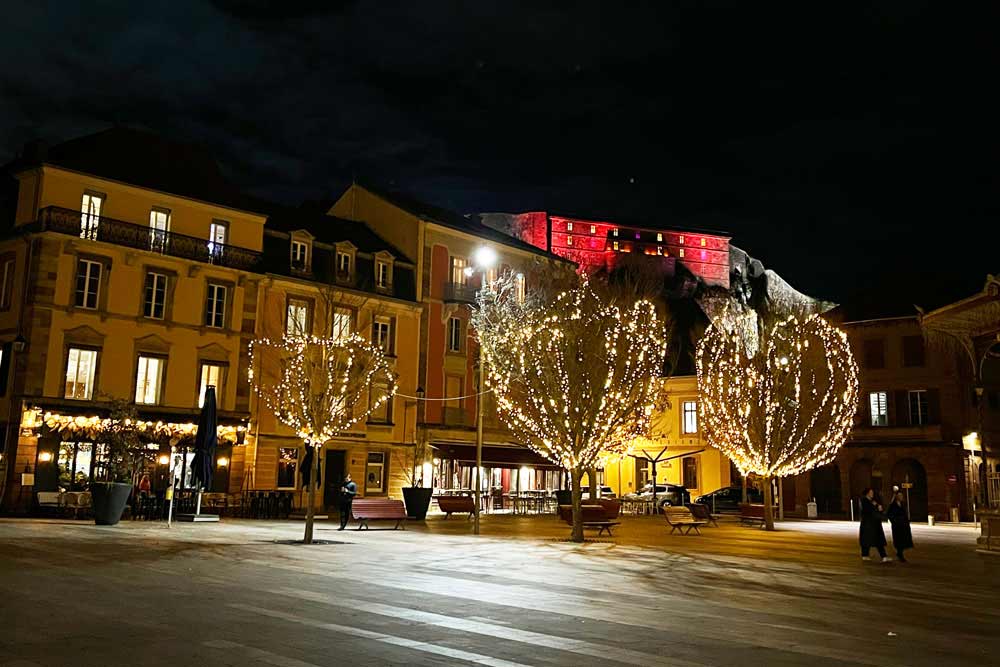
444,281,478,304
988,473,1000,509
38,206,261,271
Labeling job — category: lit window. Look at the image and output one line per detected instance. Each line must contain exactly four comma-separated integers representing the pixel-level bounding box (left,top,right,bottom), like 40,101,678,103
376,260,391,289
679,248,685,258
331,307,352,340
80,193,103,240
679,235,685,245
149,208,170,253
199,363,224,407
451,257,468,285
657,246,663,256
75,259,102,309
448,317,462,352
205,283,227,328
613,241,619,251
612,228,619,237
566,221,573,231
590,225,596,234
143,272,167,319
65,348,98,400
208,221,228,263
286,298,310,335
701,250,707,260
869,391,888,426
908,390,929,426
291,240,309,270
373,317,393,354
1,258,16,310
514,273,526,304
567,235,573,246
134,355,164,405
365,452,386,492
635,232,641,240
277,447,298,488
657,233,663,242
700,237,707,247
682,401,698,434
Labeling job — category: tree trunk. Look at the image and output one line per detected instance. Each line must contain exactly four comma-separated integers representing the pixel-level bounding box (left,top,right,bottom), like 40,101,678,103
570,468,584,543
303,444,319,544
762,475,775,531
588,466,598,501
742,473,748,503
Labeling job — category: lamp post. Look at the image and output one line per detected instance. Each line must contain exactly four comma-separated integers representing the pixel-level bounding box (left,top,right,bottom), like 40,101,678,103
468,246,497,536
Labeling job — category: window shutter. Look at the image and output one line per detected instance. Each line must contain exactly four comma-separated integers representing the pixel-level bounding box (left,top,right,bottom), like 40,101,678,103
926,388,941,425
0,342,11,395
893,390,909,426
389,317,396,355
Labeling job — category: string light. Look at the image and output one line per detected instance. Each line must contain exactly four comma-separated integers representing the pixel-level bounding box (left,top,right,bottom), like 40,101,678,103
695,305,859,479
38,412,243,445
473,275,666,474
248,333,397,446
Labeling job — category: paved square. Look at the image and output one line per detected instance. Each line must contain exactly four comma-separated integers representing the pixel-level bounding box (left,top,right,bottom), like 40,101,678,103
0,516,997,666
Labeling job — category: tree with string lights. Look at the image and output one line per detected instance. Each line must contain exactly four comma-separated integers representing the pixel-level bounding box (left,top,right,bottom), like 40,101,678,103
249,333,397,544
696,305,859,530
473,272,668,542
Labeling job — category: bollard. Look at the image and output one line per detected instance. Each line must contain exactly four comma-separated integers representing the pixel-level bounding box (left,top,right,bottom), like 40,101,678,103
927,514,935,527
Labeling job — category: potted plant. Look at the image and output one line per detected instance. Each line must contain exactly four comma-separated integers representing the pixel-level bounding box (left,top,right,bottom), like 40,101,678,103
91,399,152,526
400,436,433,520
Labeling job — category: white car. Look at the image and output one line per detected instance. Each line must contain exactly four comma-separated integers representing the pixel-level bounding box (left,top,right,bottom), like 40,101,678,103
581,486,616,500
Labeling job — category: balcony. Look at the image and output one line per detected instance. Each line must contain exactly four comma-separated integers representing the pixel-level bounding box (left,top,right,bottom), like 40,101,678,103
444,281,477,304
37,206,261,271
850,423,944,443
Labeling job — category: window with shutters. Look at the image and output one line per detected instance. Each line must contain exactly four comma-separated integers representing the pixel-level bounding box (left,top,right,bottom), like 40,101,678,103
205,283,227,328
75,259,102,309
908,390,928,426
869,391,888,426
902,335,925,367
0,258,15,310
143,272,167,319
863,339,886,369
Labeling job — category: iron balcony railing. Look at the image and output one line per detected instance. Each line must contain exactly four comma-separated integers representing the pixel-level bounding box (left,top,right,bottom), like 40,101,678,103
443,281,478,304
37,206,262,271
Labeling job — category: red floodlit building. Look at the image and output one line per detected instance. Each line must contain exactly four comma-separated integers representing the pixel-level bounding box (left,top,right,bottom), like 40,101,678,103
479,212,731,287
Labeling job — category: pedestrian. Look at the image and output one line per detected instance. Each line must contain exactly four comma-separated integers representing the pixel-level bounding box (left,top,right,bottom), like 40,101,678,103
886,490,913,562
337,474,357,531
137,474,151,497
859,487,891,563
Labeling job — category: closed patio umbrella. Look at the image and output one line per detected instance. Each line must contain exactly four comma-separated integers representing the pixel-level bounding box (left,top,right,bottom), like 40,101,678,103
190,386,218,518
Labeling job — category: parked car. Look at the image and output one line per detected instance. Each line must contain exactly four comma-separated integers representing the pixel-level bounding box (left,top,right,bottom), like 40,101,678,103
581,486,616,500
694,486,763,512
624,483,689,509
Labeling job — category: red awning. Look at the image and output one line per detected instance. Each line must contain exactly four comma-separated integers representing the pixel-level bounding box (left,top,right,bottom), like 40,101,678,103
431,444,560,468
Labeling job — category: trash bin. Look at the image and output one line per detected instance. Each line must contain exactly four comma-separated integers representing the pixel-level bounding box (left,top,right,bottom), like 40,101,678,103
927,515,935,527
806,501,818,519
950,507,960,523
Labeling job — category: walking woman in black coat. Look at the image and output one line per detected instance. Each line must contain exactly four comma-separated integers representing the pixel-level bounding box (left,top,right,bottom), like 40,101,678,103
859,488,891,562
886,490,914,562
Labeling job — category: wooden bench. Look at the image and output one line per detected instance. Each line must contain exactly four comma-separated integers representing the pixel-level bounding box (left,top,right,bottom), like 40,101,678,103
436,495,475,519
351,499,408,530
738,503,766,527
663,506,708,535
558,504,621,536
685,503,720,527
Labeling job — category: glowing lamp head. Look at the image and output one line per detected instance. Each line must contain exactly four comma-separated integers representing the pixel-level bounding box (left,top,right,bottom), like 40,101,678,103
463,266,474,278
473,246,498,269
216,456,230,467
38,451,53,463
157,454,170,465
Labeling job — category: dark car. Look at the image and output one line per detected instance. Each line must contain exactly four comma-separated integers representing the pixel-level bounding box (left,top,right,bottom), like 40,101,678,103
695,486,763,512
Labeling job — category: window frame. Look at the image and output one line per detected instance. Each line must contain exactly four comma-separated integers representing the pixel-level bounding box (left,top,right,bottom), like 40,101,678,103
80,191,105,240
368,380,393,424
208,220,229,263
134,354,166,405
143,271,168,320
0,256,15,311
74,258,103,310
869,391,888,426
447,316,463,353
908,389,929,426
375,259,392,290
372,316,394,355
365,451,387,494
290,239,310,271
331,306,353,340
64,346,100,400
450,256,468,286
681,400,698,434
205,283,228,329
148,207,171,253
198,362,227,408
285,297,312,336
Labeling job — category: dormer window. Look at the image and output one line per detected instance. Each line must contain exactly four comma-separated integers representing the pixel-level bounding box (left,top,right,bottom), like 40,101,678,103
334,242,357,285
337,251,351,275
291,240,308,269
374,251,394,292
289,231,313,273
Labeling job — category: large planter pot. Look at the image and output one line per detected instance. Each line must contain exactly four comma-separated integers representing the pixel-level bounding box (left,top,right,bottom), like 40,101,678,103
555,489,572,506
91,482,132,526
402,487,433,520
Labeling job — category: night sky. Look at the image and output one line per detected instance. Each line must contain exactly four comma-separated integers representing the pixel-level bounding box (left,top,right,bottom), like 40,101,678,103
2,2,995,314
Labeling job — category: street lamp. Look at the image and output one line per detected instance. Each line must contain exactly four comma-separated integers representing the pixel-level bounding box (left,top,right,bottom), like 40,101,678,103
471,246,496,536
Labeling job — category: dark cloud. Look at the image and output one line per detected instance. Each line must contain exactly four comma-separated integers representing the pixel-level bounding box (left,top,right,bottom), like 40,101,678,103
1,1,995,310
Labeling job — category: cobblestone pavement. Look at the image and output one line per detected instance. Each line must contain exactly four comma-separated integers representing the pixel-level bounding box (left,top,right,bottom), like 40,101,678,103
0,515,997,666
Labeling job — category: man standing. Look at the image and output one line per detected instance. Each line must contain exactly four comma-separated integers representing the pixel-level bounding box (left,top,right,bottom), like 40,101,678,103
337,474,357,530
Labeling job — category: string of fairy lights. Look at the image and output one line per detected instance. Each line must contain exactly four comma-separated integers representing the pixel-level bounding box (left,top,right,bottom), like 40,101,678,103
248,333,398,446
474,277,667,474
695,306,859,479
